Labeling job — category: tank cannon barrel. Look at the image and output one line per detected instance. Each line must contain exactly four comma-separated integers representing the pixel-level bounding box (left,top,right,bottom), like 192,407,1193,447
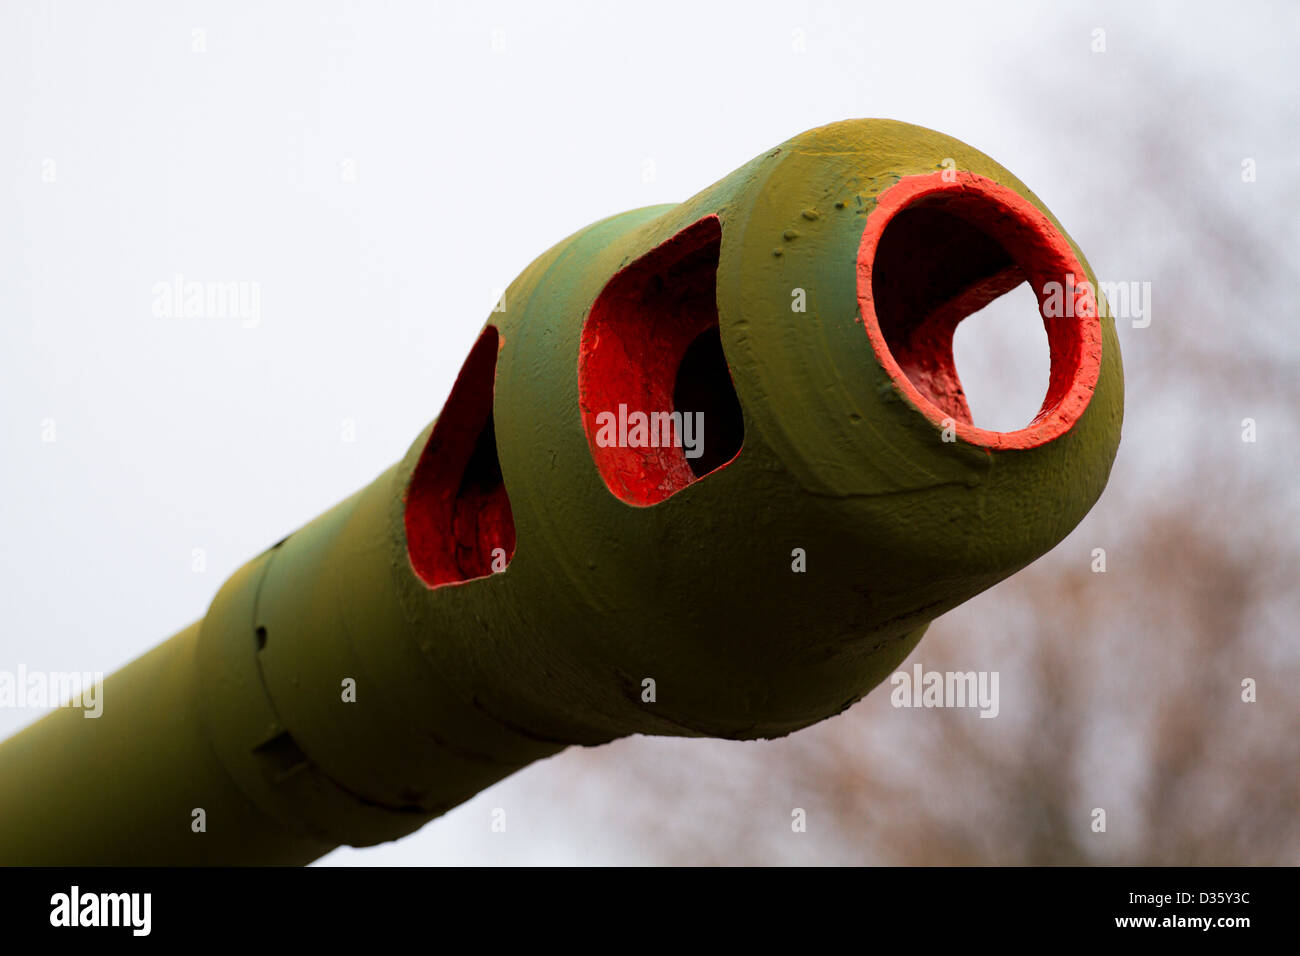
0,119,1122,865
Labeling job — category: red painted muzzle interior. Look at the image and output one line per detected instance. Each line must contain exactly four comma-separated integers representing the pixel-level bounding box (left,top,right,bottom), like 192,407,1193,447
405,325,516,587
578,215,744,505
857,171,1103,450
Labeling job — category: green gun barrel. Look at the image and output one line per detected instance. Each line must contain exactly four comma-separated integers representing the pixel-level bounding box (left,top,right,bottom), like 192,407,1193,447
0,119,1122,865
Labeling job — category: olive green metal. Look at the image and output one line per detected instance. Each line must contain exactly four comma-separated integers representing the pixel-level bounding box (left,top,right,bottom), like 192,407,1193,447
0,119,1122,865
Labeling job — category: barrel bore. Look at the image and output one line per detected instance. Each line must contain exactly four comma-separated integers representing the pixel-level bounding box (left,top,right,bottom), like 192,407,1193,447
857,170,1103,450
